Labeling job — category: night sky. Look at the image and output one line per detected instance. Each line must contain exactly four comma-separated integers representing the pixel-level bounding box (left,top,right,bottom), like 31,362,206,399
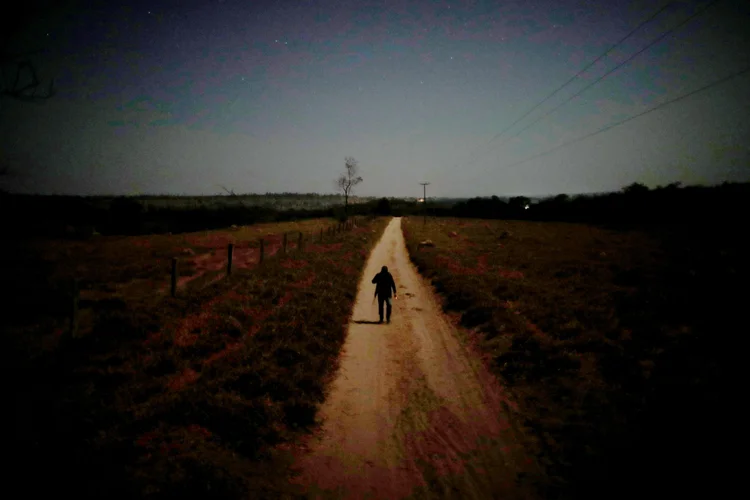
1,0,748,197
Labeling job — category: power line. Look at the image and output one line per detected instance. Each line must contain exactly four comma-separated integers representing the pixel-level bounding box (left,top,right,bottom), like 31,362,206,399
493,65,750,171
462,1,675,168
488,0,721,156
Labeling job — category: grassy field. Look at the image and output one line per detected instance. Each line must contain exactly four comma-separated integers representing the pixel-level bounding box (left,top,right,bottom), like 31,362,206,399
4,218,350,336
402,216,740,498
5,215,389,499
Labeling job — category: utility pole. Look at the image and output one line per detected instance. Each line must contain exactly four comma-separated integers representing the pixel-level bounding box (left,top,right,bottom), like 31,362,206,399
419,182,430,226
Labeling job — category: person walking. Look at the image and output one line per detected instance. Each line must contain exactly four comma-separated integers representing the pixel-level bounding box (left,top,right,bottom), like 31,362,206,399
372,265,397,323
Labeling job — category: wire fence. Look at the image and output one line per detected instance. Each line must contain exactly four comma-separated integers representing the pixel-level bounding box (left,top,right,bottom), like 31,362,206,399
61,216,370,339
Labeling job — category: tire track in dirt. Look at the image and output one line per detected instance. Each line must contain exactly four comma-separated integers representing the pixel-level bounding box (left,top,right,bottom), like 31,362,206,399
288,217,536,499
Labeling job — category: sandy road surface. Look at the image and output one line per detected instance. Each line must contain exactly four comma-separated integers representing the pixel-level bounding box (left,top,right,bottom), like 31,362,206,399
289,217,535,499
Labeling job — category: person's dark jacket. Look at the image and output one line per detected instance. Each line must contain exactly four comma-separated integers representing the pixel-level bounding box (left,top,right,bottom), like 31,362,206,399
372,268,397,299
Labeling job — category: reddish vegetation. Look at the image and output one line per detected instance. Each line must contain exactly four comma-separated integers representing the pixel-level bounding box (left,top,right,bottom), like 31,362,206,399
158,230,308,294
340,265,358,276
526,321,551,342
185,233,236,248
305,242,343,253
136,431,158,448
204,342,243,365
498,269,524,279
403,215,744,497
9,216,387,498
168,288,255,347
280,258,308,269
187,425,212,439
171,295,226,347
167,368,199,391
143,332,162,347
433,253,521,279
132,239,152,249
476,255,489,271
201,284,300,366
159,442,182,455
289,272,316,289
275,291,294,309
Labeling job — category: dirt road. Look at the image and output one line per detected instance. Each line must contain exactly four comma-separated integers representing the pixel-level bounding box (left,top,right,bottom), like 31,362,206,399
289,217,535,499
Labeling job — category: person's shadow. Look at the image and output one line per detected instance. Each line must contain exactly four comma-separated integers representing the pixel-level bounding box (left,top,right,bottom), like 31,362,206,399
353,320,383,325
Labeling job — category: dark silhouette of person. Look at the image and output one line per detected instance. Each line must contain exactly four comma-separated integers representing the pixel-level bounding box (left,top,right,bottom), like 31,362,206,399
372,265,397,323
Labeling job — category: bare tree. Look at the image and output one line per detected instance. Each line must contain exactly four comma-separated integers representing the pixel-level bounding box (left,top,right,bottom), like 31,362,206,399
1,0,60,102
218,184,237,197
1,54,55,101
336,156,363,217
1,0,62,188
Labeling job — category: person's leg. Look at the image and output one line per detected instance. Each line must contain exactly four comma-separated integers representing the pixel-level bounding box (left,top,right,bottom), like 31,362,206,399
386,297,392,323
378,297,384,323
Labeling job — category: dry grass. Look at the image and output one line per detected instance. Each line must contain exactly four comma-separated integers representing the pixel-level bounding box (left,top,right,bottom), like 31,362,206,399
5,216,388,499
402,216,740,499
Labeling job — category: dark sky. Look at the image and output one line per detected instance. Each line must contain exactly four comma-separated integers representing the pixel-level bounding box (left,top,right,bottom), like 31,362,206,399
1,0,748,197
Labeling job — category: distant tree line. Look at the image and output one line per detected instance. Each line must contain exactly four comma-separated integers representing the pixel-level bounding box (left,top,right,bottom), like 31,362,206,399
3,182,748,238
442,182,749,228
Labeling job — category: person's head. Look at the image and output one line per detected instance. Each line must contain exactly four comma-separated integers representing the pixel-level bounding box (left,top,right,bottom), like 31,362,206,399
381,265,388,273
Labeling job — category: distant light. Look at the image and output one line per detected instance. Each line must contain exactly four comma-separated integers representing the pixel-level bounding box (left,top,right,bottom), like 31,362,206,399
524,204,529,210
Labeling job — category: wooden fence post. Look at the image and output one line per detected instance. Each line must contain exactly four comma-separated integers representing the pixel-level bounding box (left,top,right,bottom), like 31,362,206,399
227,243,234,275
171,258,178,297
283,232,287,255
260,239,264,264
70,278,79,338
298,231,303,252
